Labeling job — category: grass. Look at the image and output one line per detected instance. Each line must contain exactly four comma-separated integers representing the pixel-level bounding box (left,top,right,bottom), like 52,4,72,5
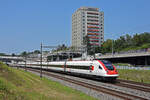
118,69,150,84
0,62,97,100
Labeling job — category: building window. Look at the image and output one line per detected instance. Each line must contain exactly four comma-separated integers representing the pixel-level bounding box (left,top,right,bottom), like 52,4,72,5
87,19,99,22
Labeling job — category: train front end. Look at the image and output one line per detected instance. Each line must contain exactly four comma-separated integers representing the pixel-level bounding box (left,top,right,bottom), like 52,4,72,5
98,60,119,81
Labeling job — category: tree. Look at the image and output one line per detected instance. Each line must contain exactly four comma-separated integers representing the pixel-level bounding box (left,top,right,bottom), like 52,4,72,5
125,34,132,47
56,44,67,51
20,51,27,57
132,33,141,46
11,53,15,56
138,32,150,44
0,53,6,56
33,50,40,54
61,44,67,50
83,35,92,55
101,32,150,54
95,46,102,53
101,39,112,53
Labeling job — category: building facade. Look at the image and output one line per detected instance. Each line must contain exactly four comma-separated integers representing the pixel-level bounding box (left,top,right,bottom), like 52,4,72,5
72,7,104,48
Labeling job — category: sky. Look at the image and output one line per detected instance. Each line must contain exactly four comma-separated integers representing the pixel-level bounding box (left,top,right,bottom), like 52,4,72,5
0,0,150,54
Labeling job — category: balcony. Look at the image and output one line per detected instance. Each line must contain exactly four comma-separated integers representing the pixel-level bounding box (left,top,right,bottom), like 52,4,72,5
90,43,100,46
87,23,99,25
88,36,99,39
87,29,99,32
87,26,99,28
87,33,99,35
87,16,99,18
87,19,99,22
90,40,99,42
87,12,99,15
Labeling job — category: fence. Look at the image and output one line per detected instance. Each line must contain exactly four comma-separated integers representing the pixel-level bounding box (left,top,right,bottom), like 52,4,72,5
116,66,150,70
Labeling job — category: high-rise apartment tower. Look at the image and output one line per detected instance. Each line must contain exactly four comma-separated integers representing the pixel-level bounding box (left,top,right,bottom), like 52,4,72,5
72,7,104,48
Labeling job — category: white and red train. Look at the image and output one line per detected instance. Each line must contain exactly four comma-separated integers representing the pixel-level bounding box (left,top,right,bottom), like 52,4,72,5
21,60,118,81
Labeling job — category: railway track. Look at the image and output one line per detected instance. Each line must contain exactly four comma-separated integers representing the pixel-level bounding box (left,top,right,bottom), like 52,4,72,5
114,79,150,93
118,79,150,87
25,67,148,100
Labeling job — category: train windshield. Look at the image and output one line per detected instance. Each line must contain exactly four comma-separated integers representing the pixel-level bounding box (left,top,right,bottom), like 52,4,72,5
101,60,114,70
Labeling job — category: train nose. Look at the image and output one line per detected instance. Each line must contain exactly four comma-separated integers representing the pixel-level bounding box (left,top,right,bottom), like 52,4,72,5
107,70,118,75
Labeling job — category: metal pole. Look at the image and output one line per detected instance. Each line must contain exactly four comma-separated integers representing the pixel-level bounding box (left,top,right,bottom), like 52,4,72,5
47,61,48,70
17,63,19,69
86,46,87,58
40,43,42,78
112,39,114,56
145,56,148,66
25,55,27,71
94,45,95,59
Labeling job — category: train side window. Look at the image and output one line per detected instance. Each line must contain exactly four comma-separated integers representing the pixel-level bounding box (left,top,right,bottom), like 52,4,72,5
99,66,102,69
